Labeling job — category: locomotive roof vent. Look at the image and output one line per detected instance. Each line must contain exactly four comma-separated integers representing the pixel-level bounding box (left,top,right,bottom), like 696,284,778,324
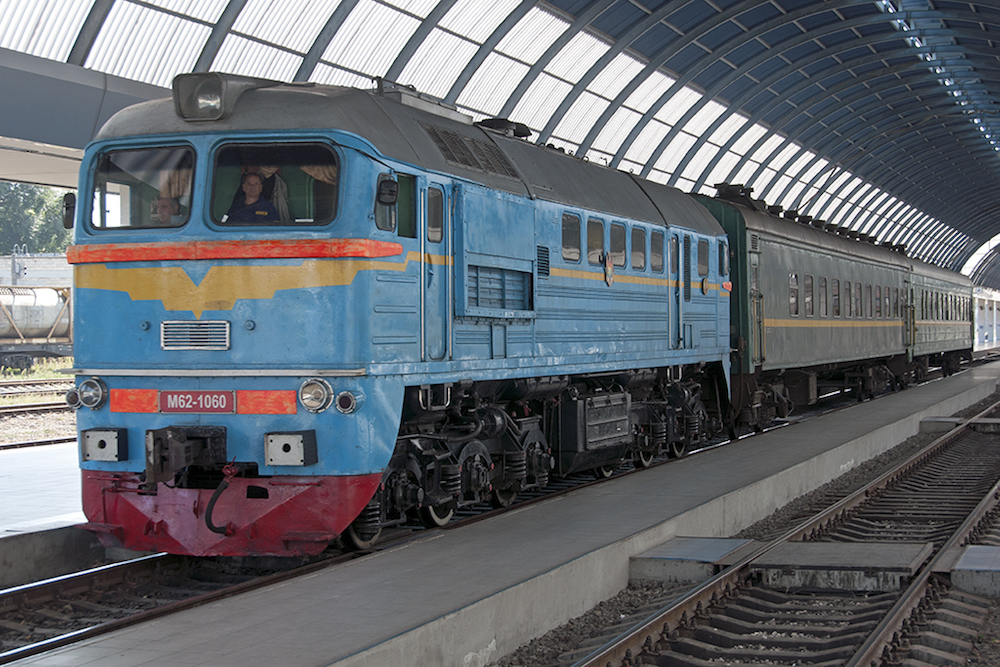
477,118,532,139
796,214,813,224
783,209,799,219
810,219,827,229
767,204,783,215
374,78,472,124
713,183,755,203
173,72,280,121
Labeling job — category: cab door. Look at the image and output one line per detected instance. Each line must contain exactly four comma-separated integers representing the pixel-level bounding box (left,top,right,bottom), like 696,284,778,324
422,182,449,361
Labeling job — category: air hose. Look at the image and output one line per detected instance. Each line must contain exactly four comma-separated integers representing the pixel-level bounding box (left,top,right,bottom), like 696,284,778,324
205,459,238,536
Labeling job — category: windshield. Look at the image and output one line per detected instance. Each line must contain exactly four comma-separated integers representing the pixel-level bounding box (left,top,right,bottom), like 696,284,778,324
212,143,339,225
92,147,194,229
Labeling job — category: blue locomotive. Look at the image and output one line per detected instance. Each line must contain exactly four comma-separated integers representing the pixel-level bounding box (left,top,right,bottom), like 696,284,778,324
67,74,732,556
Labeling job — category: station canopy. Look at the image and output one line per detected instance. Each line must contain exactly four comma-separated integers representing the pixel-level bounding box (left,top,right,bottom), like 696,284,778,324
3,0,1000,284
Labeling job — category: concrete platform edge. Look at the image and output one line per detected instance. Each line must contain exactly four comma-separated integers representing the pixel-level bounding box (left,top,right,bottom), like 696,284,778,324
331,378,999,667
0,527,107,589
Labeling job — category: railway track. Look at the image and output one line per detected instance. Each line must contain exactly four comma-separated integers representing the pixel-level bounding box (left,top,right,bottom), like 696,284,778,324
0,402,68,417
0,380,72,399
564,398,1000,667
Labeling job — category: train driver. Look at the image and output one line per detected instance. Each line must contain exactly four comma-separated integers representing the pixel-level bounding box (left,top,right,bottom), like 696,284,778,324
153,196,185,225
226,172,279,222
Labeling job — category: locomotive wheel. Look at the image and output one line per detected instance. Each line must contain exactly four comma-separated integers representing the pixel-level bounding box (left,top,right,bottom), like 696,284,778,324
419,503,454,528
593,465,615,479
345,523,382,550
668,440,687,459
633,449,654,468
491,486,518,508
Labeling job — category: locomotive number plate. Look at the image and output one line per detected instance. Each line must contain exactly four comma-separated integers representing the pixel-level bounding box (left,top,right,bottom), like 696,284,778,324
159,390,236,414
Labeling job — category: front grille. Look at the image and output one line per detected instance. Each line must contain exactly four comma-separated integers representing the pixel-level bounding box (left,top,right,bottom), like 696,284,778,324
161,320,230,350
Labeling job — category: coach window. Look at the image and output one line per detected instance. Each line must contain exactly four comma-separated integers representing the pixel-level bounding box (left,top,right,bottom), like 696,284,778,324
789,272,799,316
832,278,840,317
92,146,193,229
697,240,710,276
804,275,814,317
856,283,863,319
611,223,627,267
632,228,646,270
819,277,828,317
893,288,899,317
875,286,881,318
212,143,339,226
427,187,443,243
651,230,664,272
588,219,604,265
562,214,581,262
844,281,851,317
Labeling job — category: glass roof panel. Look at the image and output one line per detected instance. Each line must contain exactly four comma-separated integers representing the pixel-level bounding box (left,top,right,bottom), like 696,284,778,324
456,52,530,117
623,119,672,164
708,114,749,147
705,151,741,186
545,31,609,82
441,0,521,43
213,34,302,81
0,0,92,61
232,0,330,54
385,0,438,18
654,132,697,175
733,160,762,186
553,91,610,144
729,125,767,156
399,28,478,98
654,88,699,126
588,53,646,101
495,6,566,63
321,0,419,79
310,62,374,88
145,0,228,23
86,3,209,88
511,72,573,131
679,142,722,181
783,180,807,203
591,106,643,155
685,100,727,136
624,71,676,113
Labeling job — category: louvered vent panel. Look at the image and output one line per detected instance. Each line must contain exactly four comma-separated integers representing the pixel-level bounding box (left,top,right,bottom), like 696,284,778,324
422,123,519,179
161,321,230,350
750,233,760,252
467,266,533,311
537,246,550,277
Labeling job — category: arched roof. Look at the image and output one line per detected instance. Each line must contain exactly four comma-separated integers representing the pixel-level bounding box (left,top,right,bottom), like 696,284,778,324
2,0,999,283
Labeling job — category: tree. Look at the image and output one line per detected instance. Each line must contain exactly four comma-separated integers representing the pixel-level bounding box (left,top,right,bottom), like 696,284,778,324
0,181,72,254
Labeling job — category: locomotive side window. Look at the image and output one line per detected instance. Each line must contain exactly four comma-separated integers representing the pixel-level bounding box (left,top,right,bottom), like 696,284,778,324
651,230,664,272
396,174,417,238
832,278,840,317
718,242,729,276
804,274,814,317
632,228,645,270
212,143,339,226
697,240,709,277
588,219,604,265
92,146,193,229
819,277,828,317
789,272,799,316
427,187,443,243
562,214,581,262
610,223,626,267
669,236,679,274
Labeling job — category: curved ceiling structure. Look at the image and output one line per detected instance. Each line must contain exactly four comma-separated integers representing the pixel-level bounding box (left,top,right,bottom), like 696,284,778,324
2,0,999,283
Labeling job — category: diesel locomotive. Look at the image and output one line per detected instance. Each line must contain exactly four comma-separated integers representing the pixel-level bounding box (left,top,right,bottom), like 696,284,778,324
66,73,971,557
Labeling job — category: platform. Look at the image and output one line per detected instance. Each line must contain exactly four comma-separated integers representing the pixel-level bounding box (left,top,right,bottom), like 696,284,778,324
9,363,1000,667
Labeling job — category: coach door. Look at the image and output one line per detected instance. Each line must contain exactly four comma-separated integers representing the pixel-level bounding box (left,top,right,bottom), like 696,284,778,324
422,182,450,361
750,252,764,365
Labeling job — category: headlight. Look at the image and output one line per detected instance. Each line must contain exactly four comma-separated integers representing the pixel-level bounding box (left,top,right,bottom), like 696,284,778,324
65,388,83,410
336,391,358,414
299,378,333,413
78,377,107,410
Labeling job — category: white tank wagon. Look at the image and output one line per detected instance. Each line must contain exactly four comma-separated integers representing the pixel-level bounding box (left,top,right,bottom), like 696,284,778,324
0,285,72,369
